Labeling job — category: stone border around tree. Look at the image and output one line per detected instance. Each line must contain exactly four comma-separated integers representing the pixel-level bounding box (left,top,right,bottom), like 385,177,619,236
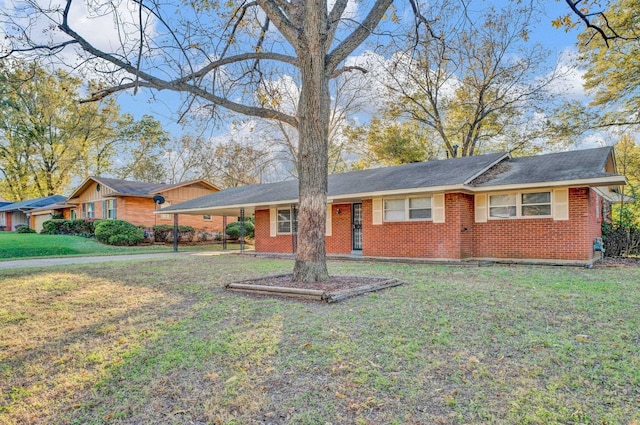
224,275,404,302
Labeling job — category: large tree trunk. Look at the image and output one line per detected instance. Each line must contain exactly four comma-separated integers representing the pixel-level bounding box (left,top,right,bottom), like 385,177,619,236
292,4,331,283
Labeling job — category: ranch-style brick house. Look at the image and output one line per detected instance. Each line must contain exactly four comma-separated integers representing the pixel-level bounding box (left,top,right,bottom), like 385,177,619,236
160,147,626,263
65,176,226,233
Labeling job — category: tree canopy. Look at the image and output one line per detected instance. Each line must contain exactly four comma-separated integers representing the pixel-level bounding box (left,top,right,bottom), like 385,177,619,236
0,62,169,200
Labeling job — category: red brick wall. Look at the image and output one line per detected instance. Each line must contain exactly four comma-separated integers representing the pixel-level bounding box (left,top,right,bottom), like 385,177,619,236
360,194,475,259
252,188,601,261
255,204,354,255
254,209,294,253
326,204,353,254
473,187,598,261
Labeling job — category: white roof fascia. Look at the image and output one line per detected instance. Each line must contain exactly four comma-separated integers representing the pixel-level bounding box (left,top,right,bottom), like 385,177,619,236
468,176,627,193
156,199,299,215
329,184,470,201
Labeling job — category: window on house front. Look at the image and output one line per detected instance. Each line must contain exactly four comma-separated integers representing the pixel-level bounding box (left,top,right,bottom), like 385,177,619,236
203,215,212,221
278,209,291,233
409,197,432,219
521,192,551,216
277,208,298,233
384,199,405,221
489,191,551,219
489,194,516,218
384,197,432,221
82,202,95,219
106,199,116,219
71,210,76,220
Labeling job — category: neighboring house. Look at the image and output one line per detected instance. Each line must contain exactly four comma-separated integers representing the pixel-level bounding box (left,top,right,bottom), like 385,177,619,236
0,196,12,230
0,195,68,231
65,177,226,234
160,147,626,263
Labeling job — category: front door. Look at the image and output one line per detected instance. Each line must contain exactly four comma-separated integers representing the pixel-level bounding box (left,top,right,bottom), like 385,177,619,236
352,203,363,251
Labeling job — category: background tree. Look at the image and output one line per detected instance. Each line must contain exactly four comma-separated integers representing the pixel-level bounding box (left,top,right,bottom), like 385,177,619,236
112,114,170,183
549,0,639,143
0,62,170,200
164,134,207,185
202,141,272,188
379,2,566,158
613,134,640,227
164,134,274,187
251,69,375,176
0,62,118,199
347,119,440,167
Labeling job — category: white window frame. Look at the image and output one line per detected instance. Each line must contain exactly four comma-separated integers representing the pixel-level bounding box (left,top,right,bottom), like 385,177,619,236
488,191,552,220
277,208,298,234
203,215,212,221
383,196,432,222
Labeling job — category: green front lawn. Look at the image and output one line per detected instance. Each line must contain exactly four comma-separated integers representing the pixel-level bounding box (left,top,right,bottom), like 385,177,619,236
0,232,246,259
0,256,638,424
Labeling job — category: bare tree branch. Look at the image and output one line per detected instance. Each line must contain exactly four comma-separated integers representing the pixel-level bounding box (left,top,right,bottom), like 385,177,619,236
326,0,393,72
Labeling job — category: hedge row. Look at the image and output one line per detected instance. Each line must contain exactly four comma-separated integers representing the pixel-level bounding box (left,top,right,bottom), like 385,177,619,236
152,224,195,242
602,223,640,257
41,219,99,237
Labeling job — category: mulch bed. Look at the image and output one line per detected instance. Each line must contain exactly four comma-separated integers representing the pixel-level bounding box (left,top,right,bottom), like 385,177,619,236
225,274,403,302
598,256,640,267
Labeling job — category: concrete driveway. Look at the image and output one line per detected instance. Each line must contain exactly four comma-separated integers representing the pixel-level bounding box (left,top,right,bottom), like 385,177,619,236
0,252,196,270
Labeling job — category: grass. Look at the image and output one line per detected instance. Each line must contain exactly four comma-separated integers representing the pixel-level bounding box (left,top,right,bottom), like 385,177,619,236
0,255,638,424
0,232,248,259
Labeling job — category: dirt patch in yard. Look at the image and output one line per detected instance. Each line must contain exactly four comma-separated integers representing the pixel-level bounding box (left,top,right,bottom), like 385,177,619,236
599,256,640,267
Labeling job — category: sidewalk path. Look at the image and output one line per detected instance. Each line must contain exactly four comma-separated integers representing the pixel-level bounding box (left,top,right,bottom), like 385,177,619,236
0,252,196,270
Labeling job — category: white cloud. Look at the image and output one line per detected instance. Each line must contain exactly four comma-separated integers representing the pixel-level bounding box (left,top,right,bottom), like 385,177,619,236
2,0,157,76
547,48,587,100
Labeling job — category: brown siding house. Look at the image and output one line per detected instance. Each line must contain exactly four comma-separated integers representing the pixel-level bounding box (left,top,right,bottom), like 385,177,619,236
66,177,226,234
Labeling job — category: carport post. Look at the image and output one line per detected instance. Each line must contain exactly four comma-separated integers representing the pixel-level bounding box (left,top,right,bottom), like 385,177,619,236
240,208,245,253
222,216,227,250
173,214,178,252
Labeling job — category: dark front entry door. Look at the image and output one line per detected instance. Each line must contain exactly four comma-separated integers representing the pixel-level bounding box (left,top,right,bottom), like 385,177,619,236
352,203,363,251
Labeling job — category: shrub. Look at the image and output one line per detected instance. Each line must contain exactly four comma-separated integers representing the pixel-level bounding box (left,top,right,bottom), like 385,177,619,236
95,220,144,246
16,225,36,233
40,219,98,238
41,219,67,235
225,220,255,239
152,224,195,243
602,223,640,257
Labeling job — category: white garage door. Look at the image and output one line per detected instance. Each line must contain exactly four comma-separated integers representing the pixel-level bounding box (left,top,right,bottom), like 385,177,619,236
34,214,50,233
